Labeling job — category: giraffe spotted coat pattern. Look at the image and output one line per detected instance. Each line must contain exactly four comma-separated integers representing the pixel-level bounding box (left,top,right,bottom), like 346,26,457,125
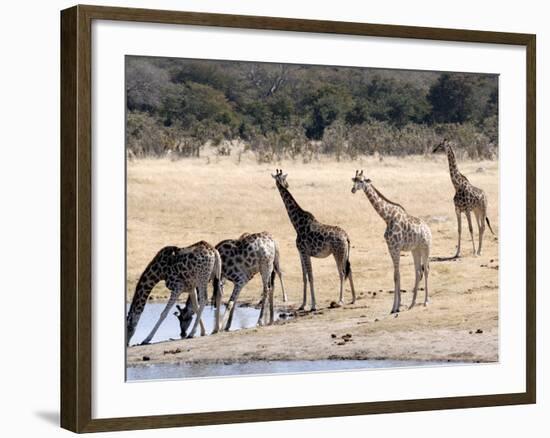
273,169,356,311
433,139,495,257
126,241,222,345
215,232,287,330
174,232,287,335
351,170,432,313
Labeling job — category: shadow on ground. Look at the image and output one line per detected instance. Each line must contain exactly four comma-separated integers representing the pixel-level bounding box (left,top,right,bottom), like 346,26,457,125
34,411,59,427
430,255,460,262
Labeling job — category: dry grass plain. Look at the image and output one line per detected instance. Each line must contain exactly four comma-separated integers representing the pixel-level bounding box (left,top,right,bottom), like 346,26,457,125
126,151,499,366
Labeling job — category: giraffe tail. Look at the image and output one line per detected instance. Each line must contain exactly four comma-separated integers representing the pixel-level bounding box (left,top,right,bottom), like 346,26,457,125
273,241,288,302
212,250,223,306
344,238,352,280
486,217,495,235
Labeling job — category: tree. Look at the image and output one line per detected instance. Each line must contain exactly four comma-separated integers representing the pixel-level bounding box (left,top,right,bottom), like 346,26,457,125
345,99,373,126
124,56,499,159
484,87,498,119
427,73,476,123
364,77,430,127
160,81,240,132
126,59,172,114
303,85,353,139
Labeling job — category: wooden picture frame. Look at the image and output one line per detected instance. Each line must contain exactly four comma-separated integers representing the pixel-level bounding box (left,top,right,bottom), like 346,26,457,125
60,4,536,433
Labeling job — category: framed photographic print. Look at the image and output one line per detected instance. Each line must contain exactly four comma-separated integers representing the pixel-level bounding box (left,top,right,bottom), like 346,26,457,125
60,4,536,433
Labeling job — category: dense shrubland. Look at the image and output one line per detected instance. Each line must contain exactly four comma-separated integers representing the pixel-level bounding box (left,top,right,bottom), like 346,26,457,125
126,57,498,161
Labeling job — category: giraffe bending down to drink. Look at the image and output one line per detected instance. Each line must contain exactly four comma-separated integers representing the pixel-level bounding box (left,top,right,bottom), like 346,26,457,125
272,169,356,311
217,232,287,330
126,241,222,345
174,232,287,334
351,170,432,313
433,138,495,257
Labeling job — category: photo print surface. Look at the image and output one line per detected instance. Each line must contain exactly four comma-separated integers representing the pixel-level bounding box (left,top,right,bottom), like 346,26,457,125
124,56,499,381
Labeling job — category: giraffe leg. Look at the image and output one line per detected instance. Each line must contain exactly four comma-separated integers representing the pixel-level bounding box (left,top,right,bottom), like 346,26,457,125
257,283,269,327
222,281,244,331
274,254,288,302
277,270,288,303
197,287,207,337
455,208,462,258
187,287,206,336
333,251,346,305
303,255,316,311
344,239,356,304
389,248,401,314
269,287,275,324
422,249,430,306
409,249,422,310
347,267,357,305
187,286,206,338
212,281,223,335
186,287,200,338
141,290,180,345
298,252,308,310
465,211,476,255
337,266,345,306
198,285,209,337
475,208,486,256
257,262,274,326
269,272,275,325
268,263,276,324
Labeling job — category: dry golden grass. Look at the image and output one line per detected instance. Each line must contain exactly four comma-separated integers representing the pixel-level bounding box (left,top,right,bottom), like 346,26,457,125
126,151,499,364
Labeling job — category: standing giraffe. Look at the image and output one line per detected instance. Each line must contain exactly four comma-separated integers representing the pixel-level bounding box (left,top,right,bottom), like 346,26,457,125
272,169,356,311
351,170,431,313
433,138,495,257
126,241,222,345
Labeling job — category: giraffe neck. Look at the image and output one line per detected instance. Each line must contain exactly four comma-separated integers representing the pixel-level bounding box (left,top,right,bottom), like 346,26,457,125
126,260,162,341
276,183,313,232
445,145,463,189
362,183,404,224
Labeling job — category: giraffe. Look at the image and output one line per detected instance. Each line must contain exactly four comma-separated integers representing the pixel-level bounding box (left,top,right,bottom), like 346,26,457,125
433,138,495,257
126,241,222,345
215,232,287,330
272,169,356,311
174,232,287,334
351,170,432,313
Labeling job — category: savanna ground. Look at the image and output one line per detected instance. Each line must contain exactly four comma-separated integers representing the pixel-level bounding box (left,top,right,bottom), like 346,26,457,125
126,150,499,367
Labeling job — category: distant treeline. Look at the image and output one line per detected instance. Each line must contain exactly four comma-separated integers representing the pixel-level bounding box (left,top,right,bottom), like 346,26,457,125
126,57,498,161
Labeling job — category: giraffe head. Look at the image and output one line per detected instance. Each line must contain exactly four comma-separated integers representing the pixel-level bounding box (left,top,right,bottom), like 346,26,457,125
433,138,450,153
272,168,289,188
351,170,371,193
174,304,194,338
